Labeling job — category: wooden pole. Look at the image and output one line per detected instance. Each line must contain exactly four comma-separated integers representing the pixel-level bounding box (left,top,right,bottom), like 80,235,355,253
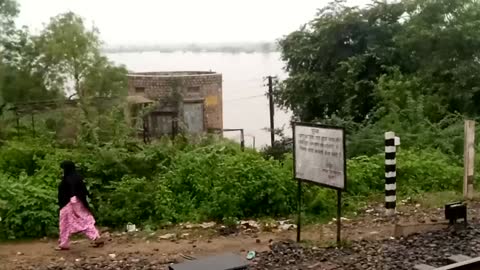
464,120,475,200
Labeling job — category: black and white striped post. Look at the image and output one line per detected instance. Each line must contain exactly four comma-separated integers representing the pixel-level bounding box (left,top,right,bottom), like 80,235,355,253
385,131,397,216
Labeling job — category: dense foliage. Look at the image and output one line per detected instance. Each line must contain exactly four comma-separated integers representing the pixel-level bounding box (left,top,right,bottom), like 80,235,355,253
0,0,476,241
275,0,480,158
0,133,469,240
0,2,127,105
277,0,480,123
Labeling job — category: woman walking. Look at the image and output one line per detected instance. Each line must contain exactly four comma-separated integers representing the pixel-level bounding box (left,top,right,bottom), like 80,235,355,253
57,160,103,250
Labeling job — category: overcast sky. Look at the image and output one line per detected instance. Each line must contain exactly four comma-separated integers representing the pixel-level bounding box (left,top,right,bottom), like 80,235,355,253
16,0,371,45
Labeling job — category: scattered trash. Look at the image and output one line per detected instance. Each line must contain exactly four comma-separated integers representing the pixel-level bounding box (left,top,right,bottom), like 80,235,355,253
278,220,296,231
401,197,412,204
59,257,65,261
200,222,216,229
366,209,374,213
75,258,81,262
183,223,199,229
126,222,137,232
262,222,278,231
180,233,190,239
278,220,291,225
279,223,296,231
109,254,116,259
159,233,176,240
331,217,351,222
246,251,256,260
415,204,421,208
16,251,23,256
241,220,260,229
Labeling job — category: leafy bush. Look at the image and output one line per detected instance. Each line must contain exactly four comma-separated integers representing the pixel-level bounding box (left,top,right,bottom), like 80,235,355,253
0,173,58,240
396,149,463,193
0,136,469,240
347,148,463,196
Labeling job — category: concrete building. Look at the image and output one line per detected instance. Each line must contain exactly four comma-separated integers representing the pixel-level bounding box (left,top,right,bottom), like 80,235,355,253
126,71,223,138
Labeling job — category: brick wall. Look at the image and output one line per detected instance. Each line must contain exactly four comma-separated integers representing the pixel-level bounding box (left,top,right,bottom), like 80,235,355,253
127,72,223,132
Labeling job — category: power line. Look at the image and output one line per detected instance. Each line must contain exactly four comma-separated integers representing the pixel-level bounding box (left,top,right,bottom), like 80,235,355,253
224,94,265,102
267,76,276,147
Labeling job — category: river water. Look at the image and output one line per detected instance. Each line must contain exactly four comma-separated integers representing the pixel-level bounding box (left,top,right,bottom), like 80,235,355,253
107,52,292,148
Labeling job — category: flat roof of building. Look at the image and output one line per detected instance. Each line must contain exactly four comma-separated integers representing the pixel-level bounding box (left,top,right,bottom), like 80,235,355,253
128,71,220,77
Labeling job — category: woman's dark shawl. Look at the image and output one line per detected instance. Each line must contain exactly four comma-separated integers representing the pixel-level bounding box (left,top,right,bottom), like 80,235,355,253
58,161,91,212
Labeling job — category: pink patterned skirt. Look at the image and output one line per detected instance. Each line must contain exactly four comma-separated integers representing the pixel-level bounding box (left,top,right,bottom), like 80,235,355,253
58,196,99,249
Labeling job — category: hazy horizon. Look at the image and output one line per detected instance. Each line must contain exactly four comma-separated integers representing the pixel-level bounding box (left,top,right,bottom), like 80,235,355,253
16,0,372,45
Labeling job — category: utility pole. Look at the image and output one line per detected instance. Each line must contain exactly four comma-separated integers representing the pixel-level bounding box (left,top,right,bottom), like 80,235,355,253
267,76,275,147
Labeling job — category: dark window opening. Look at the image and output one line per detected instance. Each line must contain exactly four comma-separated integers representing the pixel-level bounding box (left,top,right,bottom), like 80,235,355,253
135,87,145,94
188,86,200,93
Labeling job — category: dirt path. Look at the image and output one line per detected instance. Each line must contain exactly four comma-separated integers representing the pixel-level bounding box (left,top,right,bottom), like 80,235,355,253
0,233,275,269
0,222,389,269
1,197,476,270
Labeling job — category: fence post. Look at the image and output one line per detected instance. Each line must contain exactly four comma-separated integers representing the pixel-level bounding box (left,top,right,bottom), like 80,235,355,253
464,120,475,200
385,131,396,216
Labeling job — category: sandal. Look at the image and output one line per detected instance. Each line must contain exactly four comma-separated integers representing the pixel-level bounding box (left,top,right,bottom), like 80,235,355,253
55,246,69,251
90,238,104,248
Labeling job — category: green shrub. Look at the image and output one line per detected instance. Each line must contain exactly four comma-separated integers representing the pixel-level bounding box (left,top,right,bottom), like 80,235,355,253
346,148,463,196
396,149,462,193
0,141,51,176
0,173,58,239
0,136,470,240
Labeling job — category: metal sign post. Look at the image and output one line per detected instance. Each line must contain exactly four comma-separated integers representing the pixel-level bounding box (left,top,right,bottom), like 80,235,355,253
223,129,245,151
292,122,347,246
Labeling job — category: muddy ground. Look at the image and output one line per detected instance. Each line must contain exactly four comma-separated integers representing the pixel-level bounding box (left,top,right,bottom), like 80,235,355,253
1,199,478,270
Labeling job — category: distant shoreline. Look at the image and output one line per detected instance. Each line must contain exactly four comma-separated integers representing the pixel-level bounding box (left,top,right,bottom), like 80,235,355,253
102,42,279,54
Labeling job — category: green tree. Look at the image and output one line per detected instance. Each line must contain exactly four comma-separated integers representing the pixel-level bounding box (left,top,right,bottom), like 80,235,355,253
37,12,123,100
277,0,480,123
0,0,19,103
36,11,128,119
82,55,128,98
1,1,63,104
1,27,63,103
0,0,18,41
